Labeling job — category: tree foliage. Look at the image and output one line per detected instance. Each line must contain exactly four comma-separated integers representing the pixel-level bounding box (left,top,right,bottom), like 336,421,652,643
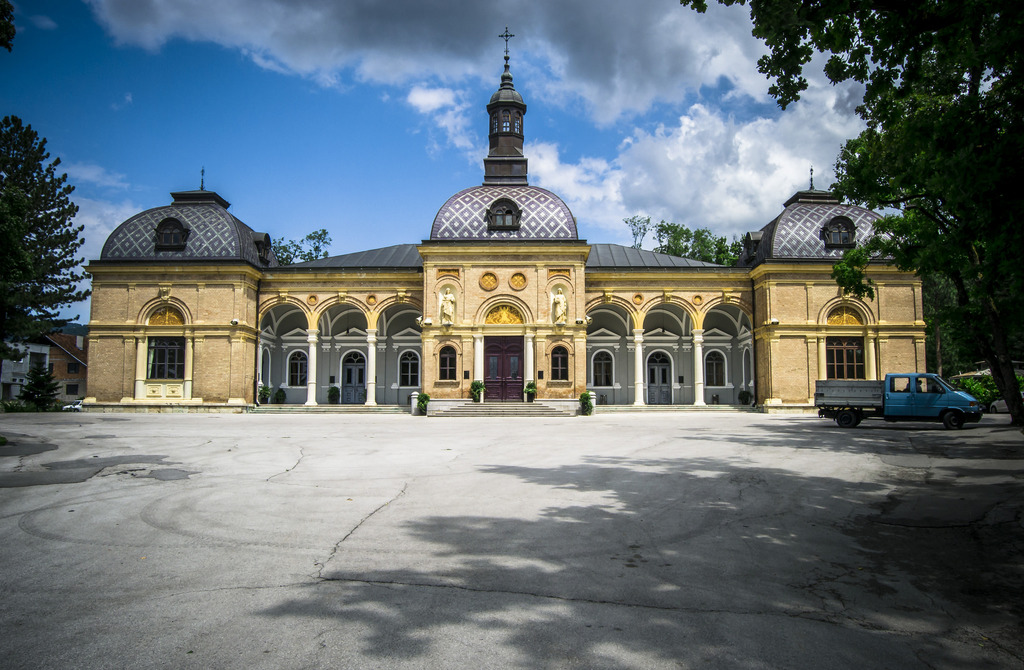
0,116,88,364
623,215,651,249
653,220,741,265
18,361,59,411
0,0,14,53
682,0,1024,424
272,228,332,265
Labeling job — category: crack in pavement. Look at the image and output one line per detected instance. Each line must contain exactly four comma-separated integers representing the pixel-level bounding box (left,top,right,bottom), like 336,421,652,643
314,482,408,579
268,447,306,483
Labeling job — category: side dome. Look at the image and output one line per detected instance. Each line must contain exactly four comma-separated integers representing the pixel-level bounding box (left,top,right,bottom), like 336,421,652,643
100,190,278,267
740,189,881,266
429,185,577,240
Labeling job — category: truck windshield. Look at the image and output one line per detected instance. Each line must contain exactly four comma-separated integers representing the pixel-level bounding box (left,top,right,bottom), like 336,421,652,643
933,376,956,393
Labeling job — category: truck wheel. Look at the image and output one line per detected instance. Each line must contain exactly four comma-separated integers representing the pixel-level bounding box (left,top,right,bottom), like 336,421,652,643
836,410,859,428
942,412,964,430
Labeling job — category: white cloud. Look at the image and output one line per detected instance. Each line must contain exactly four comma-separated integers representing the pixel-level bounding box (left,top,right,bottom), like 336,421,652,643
28,15,58,30
407,87,456,114
64,162,130,190
406,86,475,154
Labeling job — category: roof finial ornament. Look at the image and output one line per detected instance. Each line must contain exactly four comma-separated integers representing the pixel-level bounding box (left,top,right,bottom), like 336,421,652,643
499,26,515,65
809,165,814,190
200,166,205,191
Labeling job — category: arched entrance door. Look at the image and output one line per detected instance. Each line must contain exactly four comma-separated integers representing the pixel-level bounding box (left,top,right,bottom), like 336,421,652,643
484,336,524,401
341,351,366,404
647,351,672,404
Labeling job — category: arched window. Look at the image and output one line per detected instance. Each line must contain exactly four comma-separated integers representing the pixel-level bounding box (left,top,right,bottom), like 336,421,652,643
821,216,855,249
289,351,308,387
399,351,419,387
593,351,613,387
513,112,522,133
501,110,511,132
705,351,726,387
486,198,521,230
439,346,457,381
826,337,865,379
148,338,184,379
491,113,498,133
551,346,569,381
155,217,189,251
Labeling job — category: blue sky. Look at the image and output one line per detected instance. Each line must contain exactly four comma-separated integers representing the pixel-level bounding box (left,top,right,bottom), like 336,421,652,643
2,0,867,322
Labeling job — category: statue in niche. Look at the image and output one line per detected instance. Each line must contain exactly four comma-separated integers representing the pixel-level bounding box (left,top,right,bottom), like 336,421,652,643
552,288,567,324
440,287,456,325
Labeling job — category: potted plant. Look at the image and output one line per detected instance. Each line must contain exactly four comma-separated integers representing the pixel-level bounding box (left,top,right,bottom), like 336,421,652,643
579,391,594,416
258,384,272,404
273,388,286,404
738,389,752,406
328,385,340,404
524,381,537,402
416,392,430,416
470,380,486,402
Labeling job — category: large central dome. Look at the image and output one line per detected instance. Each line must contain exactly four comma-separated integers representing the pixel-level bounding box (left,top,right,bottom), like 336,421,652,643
429,185,577,240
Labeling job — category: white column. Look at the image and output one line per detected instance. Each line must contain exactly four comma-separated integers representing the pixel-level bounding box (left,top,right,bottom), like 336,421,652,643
304,329,318,406
365,329,378,406
693,329,706,406
632,329,645,406
865,335,877,380
817,336,828,380
525,332,535,383
134,336,147,399
183,337,194,400
473,333,484,381
256,339,264,387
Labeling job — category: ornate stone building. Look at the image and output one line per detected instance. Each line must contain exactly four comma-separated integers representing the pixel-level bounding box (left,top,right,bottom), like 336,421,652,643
84,57,925,412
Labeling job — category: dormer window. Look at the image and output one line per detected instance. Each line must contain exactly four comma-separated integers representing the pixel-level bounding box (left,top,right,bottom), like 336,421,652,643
821,216,855,249
486,198,522,231
155,217,189,251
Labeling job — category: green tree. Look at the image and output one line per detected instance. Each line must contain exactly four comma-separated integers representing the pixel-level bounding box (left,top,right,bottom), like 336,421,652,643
272,228,332,265
623,215,651,249
653,220,741,265
0,116,88,377
681,0,1024,424
0,0,14,53
18,361,59,411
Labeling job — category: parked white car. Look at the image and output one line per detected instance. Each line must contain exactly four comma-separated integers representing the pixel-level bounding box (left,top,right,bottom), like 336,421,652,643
62,400,83,412
988,391,1023,413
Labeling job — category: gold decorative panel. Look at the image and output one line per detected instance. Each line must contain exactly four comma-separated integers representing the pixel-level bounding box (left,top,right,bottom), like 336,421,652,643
548,269,570,279
479,272,498,291
828,305,863,325
437,268,460,279
148,306,184,326
509,272,527,290
485,304,524,324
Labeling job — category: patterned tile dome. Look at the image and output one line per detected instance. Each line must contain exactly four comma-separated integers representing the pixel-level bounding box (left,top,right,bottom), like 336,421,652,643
429,185,578,240
100,191,277,267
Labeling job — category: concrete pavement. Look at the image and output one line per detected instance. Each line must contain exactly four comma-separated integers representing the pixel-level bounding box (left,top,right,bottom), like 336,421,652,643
0,411,1021,669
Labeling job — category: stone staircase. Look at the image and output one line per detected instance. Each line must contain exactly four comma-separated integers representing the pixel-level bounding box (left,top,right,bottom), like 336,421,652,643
429,401,577,418
249,404,406,414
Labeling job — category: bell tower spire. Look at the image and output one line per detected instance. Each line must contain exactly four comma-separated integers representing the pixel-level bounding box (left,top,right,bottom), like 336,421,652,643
484,27,528,185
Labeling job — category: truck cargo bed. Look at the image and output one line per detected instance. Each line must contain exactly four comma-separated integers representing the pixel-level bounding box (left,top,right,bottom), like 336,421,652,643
814,380,884,408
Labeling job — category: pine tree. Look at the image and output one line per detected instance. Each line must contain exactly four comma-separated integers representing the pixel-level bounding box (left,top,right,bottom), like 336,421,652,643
0,116,89,368
18,361,60,410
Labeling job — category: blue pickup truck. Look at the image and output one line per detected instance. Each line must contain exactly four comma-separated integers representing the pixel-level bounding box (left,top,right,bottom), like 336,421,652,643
815,373,982,429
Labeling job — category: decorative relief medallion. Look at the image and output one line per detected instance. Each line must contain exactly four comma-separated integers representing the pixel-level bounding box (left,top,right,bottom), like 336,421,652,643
632,293,644,305
479,272,499,291
509,272,527,290
367,294,377,306
306,294,318,306
485,304,524,324
827,305,863,325
693,295,703,305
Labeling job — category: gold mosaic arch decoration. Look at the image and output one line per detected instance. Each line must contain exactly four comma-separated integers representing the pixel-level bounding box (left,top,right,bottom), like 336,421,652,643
827,305,864,326
485,304,524,325
148,305,184,326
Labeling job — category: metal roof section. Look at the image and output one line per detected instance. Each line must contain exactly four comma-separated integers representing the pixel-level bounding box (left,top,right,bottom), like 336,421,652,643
429,185,577,240
287,244,423,269
586,244,722,269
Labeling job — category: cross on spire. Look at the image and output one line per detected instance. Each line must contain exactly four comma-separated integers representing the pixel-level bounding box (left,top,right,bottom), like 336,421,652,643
809,165,814,190
499,26,515,62
200,166,205,191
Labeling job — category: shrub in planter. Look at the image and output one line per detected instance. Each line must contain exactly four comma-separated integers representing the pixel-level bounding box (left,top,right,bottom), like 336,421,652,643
273,388,287,404
416,392,430,415
258,385,272,404
738,389,752,405
470,380,486,402
524,381,537,402
579,391,594,416
328,386,340,404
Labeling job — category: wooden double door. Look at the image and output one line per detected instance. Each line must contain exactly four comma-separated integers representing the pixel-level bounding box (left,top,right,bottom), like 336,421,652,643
484,336,524,402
